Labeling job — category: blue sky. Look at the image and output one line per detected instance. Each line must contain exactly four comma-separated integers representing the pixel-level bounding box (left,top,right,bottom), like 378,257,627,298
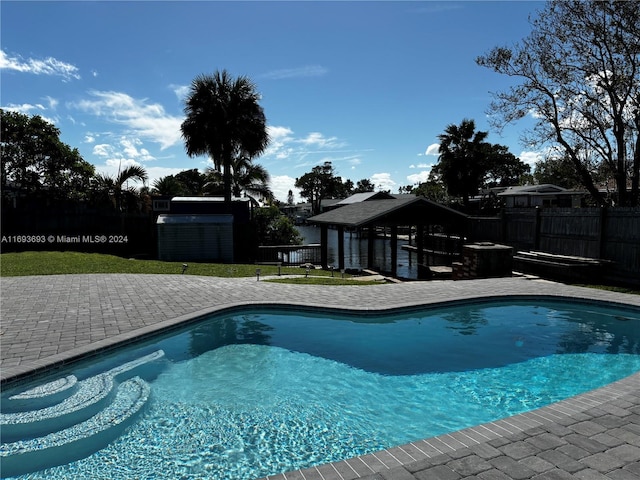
1,1,544,202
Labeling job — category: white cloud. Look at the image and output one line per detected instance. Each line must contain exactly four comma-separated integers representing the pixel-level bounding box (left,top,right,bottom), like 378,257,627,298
409,163,432,169
270,175,300,203
371,173,396,192
0,50,80,81
93,144,113,157
407,171,431,184
264,126,295,159
120,137,154,162
170,84,189,101
3,102,57,125
298,132,346,149
260,65,328,80
424,143,440,156
105,158,140,169
268,125,294,140
84,135,96,143
44,96,59,109
348,157,361,167
518,150,543,168
92,137,157,174
3,103,46,114
262,125,362,174
72,90,182,150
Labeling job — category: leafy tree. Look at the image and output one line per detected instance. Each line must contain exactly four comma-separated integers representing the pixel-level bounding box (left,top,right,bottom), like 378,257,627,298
483,144,530,188
294,161,344,214
152,175,187,196
340,178,355,197
1,109,95,202
181,70,269,205
433,119,529,207
410,174,450,204
93,165,148,212
354,178,376,193
434,119,490,207
252,205,302,245
477,0,640,206
534,155,584,189
174,169,207,196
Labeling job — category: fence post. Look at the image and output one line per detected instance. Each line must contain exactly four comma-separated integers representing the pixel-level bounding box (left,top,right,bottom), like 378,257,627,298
320,225,328,268
534,206,541,250
598,206,607,259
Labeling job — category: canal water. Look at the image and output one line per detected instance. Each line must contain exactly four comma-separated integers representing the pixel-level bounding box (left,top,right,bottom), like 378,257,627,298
296,225,419,280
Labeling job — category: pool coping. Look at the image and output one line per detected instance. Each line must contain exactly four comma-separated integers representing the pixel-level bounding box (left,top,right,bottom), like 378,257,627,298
1,274,639,479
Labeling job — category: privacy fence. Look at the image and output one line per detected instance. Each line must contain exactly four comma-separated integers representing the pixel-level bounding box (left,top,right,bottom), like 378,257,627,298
468,207,640,286
1,209,156,258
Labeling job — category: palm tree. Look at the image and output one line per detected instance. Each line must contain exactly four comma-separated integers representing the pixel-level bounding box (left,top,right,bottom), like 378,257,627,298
230,156,273,203
152,175,185,196
181,70,269,205
93,164,148,212
436,119,489,208
203,156,273,205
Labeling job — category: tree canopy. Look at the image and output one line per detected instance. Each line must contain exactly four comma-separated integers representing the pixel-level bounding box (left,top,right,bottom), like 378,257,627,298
477,0,640,206
294,162,344,214
294,162,379,212
181,70,269,204
1,109,95,203
432,119,529,208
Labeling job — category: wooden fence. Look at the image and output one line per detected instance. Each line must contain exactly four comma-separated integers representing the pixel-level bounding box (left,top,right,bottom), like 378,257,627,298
468,207,640,286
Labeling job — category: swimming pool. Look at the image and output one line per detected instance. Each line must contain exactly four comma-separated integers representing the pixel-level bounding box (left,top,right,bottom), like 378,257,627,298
1,298,639,479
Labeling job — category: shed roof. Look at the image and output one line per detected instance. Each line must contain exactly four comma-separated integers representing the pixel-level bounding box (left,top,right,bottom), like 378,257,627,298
496,184,575,196
308,196,467,228
335,191,396,205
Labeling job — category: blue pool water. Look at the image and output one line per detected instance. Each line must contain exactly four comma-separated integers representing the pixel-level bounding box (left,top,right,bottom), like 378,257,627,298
2,299,640,479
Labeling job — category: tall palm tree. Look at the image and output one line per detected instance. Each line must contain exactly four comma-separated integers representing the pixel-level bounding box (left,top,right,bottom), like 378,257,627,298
181,70,269,205
436,119,489,208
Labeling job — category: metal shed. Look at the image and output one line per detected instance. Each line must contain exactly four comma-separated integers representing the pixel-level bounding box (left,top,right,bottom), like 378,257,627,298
157,214,234,262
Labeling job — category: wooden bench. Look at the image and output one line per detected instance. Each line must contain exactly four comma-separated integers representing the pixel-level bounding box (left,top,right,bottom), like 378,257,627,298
513,251,611,282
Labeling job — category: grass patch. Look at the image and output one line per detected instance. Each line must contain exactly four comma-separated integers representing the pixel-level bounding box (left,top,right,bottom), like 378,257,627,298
0,251,336,278
572,284,640,295
265,276,384,286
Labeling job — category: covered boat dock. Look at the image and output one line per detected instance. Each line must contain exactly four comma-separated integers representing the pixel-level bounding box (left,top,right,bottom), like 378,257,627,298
307,195,468,278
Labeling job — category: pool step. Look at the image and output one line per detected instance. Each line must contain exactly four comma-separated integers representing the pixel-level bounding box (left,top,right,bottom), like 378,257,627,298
108,349,166,380
1,374,115,443
0,350,165,444
0,376,150,478
1,375,78,413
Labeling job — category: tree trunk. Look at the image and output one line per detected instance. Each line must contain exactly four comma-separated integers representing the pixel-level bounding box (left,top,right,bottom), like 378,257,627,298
223,155,232,208
632,113,640,207
556,130,606,206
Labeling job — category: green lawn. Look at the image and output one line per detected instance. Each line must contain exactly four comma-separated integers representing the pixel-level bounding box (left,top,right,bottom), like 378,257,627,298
0,251,371,284
1,251,636,292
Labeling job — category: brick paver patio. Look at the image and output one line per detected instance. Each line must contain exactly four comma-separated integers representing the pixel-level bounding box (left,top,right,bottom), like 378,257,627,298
1,274,639,479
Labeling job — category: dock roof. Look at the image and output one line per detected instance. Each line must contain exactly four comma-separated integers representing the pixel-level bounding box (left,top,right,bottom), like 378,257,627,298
307,196,467,228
